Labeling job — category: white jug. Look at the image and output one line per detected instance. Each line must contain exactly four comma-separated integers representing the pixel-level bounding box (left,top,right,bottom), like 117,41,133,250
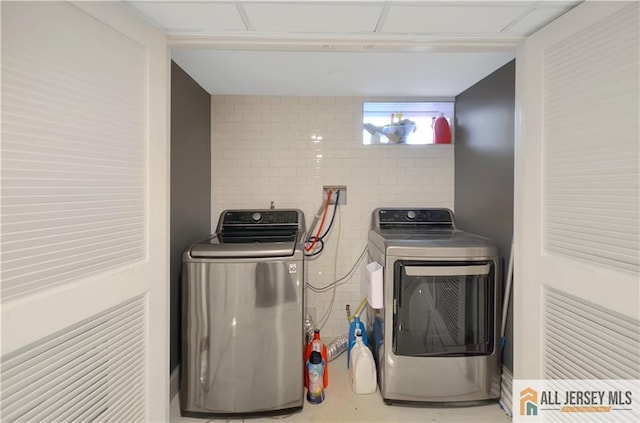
348,331,377,394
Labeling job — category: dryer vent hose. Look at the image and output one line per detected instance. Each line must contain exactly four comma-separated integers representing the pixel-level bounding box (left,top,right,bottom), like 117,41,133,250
326,334,349,362
304,313,349,362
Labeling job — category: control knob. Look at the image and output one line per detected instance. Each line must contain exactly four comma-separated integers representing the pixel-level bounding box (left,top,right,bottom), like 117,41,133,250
406,210,417,221
252,212,262,222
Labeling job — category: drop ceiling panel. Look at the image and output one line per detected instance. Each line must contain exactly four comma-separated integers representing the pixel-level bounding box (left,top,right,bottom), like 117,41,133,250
244,3,384,33
127,1,245,32
505,7,572,35
382,5,530,34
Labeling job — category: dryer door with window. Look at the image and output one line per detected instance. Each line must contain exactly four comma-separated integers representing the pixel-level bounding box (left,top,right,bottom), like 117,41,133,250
393,261,495,357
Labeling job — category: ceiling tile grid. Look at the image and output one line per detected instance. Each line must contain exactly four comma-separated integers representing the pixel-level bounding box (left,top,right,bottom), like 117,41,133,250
127,1,579,37
124,1,579,97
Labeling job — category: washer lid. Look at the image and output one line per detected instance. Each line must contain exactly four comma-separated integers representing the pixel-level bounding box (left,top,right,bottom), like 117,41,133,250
189,236,296,258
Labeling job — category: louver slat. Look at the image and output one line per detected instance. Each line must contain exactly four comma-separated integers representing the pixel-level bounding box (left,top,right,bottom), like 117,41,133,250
543,3,640,274
545,288,640,423
544,288,640,381
0,297,146,423
1,33,146,300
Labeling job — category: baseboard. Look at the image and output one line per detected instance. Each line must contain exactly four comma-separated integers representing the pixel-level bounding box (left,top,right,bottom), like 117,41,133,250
500,365,513,417
170,364,180,402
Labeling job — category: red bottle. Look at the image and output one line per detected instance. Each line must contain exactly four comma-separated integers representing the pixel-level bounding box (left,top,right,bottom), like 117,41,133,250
304,329,328,388
433,113,451,144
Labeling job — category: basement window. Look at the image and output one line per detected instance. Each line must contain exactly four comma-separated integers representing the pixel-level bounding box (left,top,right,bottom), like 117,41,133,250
362,101,454,145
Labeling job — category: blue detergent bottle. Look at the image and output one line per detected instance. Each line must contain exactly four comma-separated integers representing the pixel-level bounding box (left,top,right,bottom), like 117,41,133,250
347,316,368,368
306,351,325,404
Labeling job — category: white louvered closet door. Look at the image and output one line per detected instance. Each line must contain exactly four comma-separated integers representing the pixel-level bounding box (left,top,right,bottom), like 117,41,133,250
1,2,169,422
515,0,639,381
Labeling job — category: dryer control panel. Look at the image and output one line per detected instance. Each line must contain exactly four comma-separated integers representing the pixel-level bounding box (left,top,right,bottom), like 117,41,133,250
375,208,455,230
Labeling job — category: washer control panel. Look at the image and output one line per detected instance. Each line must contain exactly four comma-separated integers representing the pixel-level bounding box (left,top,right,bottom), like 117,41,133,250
216,209,305,243
222,210,300,225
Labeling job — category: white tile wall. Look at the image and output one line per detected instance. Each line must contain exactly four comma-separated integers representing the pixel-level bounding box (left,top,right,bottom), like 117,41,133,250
211,95,454,337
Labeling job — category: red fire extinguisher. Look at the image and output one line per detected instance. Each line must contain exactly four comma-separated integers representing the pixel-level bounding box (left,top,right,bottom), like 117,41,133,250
433,113,451,144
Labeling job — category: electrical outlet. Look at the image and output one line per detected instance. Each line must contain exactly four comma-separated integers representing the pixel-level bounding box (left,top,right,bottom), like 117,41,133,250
323,185,347,205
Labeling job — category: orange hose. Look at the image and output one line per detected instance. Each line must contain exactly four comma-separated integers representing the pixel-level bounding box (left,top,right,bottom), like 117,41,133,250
305,189,332,252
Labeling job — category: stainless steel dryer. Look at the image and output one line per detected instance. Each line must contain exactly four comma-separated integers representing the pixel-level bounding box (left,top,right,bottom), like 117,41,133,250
367,208,501,405
181,209,306,418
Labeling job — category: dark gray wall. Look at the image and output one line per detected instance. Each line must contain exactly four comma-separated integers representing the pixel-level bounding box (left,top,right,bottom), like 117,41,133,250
170,61,211,372
454,60,515,371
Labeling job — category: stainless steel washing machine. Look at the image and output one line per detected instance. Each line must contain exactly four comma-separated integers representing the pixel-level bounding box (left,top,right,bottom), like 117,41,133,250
367,208,502,405
181,209,306,418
